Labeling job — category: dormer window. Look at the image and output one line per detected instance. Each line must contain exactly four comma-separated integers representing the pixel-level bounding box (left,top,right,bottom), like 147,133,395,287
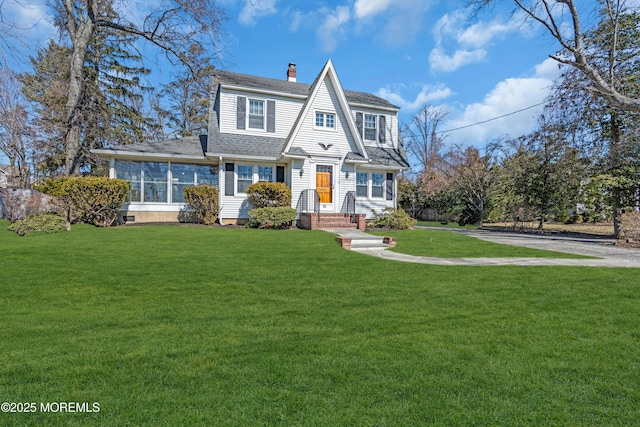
248,99,265,129
364,114,377,141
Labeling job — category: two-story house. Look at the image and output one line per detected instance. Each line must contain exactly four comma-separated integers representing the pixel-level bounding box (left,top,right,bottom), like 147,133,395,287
93,60,410,228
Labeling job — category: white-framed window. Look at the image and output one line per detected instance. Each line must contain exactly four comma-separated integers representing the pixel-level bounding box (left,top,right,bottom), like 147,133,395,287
315,112,335,129
364,114,377,141
237,165,253,193
371,173,384,198
258,166,273,182
356,172,368,198
115,160,218,204
248,99,264,129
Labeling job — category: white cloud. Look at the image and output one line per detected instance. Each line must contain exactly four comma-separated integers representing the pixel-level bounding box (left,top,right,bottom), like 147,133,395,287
429,9,518,73
377,83,454,112
238,0,278,26
316,6,351,53
429,47,487,73
1,0,55,44
444,58,562,145
354,0,393,19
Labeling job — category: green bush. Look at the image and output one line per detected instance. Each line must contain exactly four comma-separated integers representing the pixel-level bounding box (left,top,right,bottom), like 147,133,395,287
183,185,219,225
248,207,297,229
246,182,291,208
621,211,640,240
7,213,66,236
372,207,417,230
34,177,130,228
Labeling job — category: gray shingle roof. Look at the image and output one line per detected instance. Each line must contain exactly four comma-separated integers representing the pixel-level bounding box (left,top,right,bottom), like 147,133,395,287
93,136,207,158
207,133,286,160
346,147,410,169
213,69,399,110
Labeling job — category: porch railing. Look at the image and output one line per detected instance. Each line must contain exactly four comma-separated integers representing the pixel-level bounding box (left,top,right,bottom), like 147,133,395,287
297,189,320,215
341,191,356,222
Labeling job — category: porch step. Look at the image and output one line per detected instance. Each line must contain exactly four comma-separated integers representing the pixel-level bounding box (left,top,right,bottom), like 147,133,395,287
334,231,397,251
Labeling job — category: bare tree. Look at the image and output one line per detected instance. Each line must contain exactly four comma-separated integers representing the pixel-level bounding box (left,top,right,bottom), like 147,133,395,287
0,55,31,188
51,0,225,175
403,105,448,173
471,0,640,111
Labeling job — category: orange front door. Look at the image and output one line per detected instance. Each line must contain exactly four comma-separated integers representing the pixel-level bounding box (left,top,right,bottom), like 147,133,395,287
316,165,333,203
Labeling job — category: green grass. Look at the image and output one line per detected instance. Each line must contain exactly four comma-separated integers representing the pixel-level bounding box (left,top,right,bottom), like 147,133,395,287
372,228,591,258
417,220,477,229
1,221,639,425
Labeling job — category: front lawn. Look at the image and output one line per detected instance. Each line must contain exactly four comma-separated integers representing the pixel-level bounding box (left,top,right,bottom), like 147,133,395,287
0,222,638,425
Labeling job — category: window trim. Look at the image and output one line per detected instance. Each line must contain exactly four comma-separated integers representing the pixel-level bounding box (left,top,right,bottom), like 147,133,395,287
258,165,273,182
356,172,368,198
247,98,266,130
371,172,384,199
236,164,253,194
314,111,336,131
364,114,377,141
114,160,219,205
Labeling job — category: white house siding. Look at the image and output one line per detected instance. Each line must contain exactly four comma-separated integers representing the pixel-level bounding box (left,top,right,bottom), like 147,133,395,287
353,108,398,149
293,76,361,160
218,89,304,138
219,160,280,223
290,159,311,214
354,167,397,218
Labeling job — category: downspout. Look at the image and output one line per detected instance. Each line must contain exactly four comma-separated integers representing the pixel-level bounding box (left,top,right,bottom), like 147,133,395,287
218,156,224,225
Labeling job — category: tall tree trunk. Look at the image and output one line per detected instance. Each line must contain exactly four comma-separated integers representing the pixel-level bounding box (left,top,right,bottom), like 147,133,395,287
63,0,95,175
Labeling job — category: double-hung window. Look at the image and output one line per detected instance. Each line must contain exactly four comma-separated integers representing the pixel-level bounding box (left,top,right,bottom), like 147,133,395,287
315,112,335,129
364,114,377,141
356,172,368,198
237,165,253,193
248,99,264,129
371,173,384,198
143,162,168,203
258,166,273,182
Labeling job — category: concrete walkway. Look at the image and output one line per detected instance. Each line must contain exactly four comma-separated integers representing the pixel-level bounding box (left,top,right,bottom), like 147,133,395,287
339,227,640,268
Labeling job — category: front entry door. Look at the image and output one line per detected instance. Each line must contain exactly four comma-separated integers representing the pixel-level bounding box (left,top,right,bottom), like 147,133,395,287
316,165,333,204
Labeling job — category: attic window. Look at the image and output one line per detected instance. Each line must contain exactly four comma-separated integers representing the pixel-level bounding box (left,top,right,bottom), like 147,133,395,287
315,112,335,129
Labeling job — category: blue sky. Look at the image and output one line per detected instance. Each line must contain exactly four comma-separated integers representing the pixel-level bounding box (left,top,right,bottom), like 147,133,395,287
4,0,595,156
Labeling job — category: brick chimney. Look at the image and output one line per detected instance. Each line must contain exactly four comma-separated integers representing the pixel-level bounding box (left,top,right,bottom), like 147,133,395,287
287,62,297,82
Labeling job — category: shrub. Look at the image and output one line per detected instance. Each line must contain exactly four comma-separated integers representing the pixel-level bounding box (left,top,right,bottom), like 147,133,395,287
7,212,66,236
246,182,291,208
35,177,130,228
371,207,417,230
621,211,640,240
183,185,219,225
0,189,52,223
248,207,297,229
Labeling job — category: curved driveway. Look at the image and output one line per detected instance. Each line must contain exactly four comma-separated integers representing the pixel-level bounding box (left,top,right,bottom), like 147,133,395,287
353,227,640,268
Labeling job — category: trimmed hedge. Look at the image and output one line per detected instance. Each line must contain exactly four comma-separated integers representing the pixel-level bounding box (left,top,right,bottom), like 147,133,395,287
7,212,67,236
372,207,417,230
248,207,297,229
183,185,219,225
246,182,291,208
35,177,130,228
